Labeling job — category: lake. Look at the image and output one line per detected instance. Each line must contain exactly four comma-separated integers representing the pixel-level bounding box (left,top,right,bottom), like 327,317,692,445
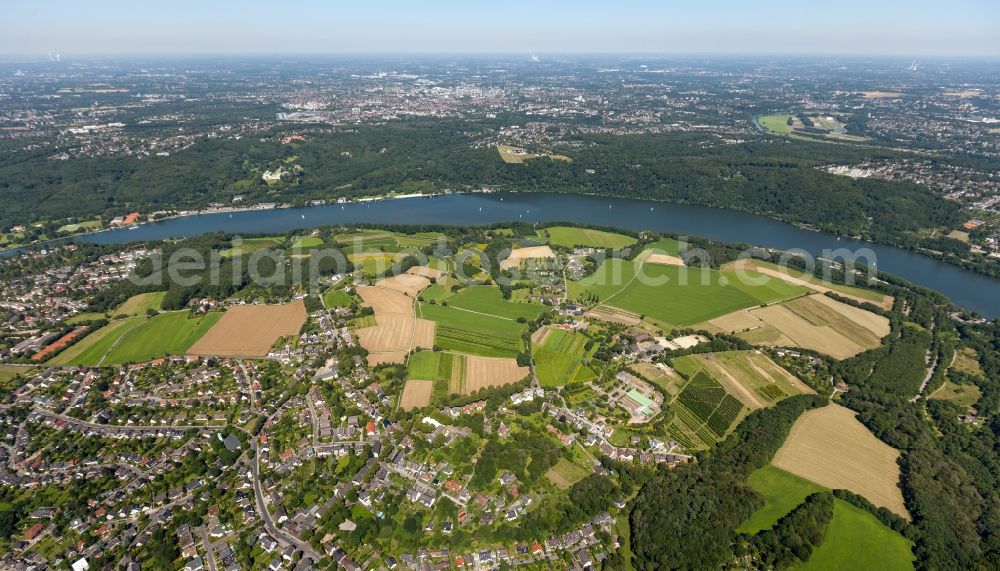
82,191,1000,318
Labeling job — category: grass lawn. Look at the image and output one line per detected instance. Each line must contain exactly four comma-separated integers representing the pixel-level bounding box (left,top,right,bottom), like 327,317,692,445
56,218,102,234
533,327,593,387
447,286,547,320
541,226,637,249
794,499,914,570
100,312,222,365
417,302,526,358
65,312,109,324
0,365,37,385
759,114,795,135
49,317,144,366
112,291,167,317
606,264,806,327
738,464,828,533
322,288,353,308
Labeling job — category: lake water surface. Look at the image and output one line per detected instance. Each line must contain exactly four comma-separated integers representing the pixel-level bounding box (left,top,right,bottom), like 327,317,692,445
82,192,1000,318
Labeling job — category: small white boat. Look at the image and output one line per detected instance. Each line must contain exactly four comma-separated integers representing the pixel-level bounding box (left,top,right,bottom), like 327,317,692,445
301,214,305,219
127,224,139,230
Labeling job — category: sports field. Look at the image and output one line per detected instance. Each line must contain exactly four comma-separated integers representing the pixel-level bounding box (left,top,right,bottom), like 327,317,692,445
795,500,914,570
738,464,829,533
772,404,909,519
541,226,637,249
532,327,594,387
417,302,526,358
447,286,547,320
188,301,307,357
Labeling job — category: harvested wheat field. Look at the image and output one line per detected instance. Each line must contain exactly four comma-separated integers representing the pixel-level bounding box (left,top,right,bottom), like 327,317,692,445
461,356,529,395
531,327,552,345
701,309,764,333
188,301,307,357
704,293,890,360
726,259,893,310
644,253,685,267
773,403,909,519
585,306,641,326
407,265,445,280
355,286,435,365
500,245,556,270
400,380,434,411
375,273,431,297
356,286,414,314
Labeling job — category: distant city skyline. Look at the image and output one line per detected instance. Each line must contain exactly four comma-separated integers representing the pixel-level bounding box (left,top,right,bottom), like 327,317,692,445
2,0,999,57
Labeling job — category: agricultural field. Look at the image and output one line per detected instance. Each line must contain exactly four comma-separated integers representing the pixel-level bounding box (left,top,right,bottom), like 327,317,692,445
405,350,455,382
462,355,529,394
418,283,454,303
416,302,526,358
631,362,686,397
568,258,639,302
673,351,813,410
220,236,282,257
772,404,909,519
723,259,891,309
532,327,594,387
353,284,435,365
349,253,407,277
673,371,747,440
500,245,556,270
601,264,806,327
447,286,547,320
540,226,637,249
704,293,891,360
290,236,324,250
112,291,167,317
48,316,144,365
188,301,307,357
101,311,222,364
399,380,434,411
738,464,829,533
0,365,37,386
797,500,914,570
645,237,683,256
376,273,431,297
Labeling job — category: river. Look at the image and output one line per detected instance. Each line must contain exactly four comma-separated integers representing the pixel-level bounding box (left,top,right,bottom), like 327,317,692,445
80,192,1000,318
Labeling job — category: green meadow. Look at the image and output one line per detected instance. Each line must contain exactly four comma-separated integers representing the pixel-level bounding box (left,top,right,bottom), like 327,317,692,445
795,500,914,570
541,226,637,249
532,328,594,387
417,303,526,358
447,286,547,321
738,464,829,533
603,264,806,327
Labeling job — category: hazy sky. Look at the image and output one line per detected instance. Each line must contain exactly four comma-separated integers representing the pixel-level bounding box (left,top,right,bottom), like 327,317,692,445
3,0,998,56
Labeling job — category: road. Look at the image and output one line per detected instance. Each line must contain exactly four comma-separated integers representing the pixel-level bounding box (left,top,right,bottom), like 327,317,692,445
252,439,320,562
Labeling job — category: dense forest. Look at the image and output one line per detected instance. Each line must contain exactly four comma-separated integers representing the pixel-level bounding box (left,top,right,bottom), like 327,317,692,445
0,120,967,259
